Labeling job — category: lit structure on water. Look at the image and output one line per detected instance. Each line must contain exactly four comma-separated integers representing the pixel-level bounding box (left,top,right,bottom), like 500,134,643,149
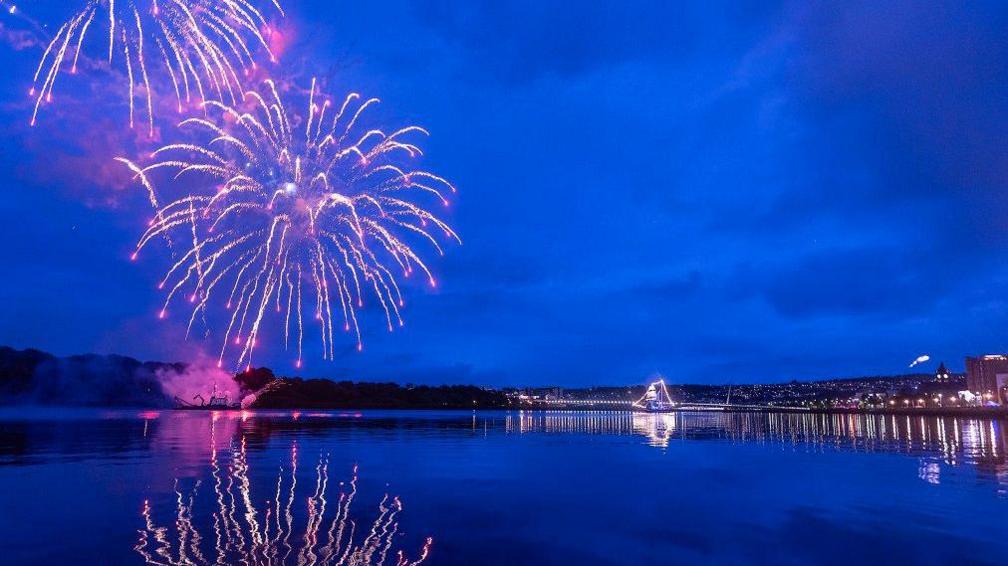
632,378,677,412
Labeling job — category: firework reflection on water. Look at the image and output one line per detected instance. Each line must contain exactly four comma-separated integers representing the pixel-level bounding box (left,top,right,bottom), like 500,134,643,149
135,422,431,566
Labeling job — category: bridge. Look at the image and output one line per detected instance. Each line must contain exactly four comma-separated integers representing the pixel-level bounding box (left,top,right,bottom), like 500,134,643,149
524,379,810,412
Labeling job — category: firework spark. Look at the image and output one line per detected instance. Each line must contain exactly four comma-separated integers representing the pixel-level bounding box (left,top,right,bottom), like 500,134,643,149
30,0,283,133
121,78,459,369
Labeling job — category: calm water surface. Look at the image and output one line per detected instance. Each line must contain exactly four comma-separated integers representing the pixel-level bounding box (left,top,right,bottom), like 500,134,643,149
0,409,1006,565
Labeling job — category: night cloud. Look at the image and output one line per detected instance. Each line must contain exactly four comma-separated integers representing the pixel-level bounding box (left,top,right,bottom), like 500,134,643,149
756,247,956,319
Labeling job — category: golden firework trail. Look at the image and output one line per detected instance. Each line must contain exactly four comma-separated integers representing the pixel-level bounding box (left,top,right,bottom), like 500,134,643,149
136,439,432,565
30,0,284,134
121,78,459,369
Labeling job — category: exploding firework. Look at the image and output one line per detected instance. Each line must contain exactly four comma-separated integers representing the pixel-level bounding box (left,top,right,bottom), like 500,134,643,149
120,78,459,369
30,0,283,133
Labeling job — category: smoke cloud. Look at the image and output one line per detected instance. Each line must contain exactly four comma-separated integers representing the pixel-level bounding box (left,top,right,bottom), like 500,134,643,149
0,346,241,408
156,362,241,406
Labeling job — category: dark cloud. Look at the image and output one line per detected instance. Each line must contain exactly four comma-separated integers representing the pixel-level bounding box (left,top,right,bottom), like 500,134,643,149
754,247,958,319
412,1,781,83
780,1,1008,237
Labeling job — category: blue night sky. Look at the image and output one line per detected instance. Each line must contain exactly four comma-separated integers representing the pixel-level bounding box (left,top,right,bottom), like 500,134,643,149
1,1,1007,386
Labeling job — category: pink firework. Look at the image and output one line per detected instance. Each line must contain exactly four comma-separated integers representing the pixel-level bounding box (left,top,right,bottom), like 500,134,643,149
120,78,460,369
31,0,284,133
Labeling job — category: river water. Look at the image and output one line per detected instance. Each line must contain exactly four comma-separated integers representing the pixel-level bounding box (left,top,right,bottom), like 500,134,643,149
0,409,1005,564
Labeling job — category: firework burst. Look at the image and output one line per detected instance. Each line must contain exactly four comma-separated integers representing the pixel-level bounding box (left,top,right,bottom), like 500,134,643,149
30,0,283,133
120,78,459,369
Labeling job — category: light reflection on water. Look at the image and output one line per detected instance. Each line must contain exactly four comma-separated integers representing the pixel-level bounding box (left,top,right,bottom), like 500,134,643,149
135,419,431,566
1,409,1007,565
507,410,1008,492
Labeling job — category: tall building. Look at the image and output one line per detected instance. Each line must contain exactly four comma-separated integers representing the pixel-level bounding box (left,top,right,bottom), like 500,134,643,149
934,362,952,383
965,355,1008,405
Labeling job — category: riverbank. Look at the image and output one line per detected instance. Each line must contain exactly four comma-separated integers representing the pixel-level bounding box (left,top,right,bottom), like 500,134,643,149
522,403,1008,417
798,406,1008,417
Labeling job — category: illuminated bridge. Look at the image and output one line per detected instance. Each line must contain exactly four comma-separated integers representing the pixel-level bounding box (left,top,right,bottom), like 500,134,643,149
525,379,809,412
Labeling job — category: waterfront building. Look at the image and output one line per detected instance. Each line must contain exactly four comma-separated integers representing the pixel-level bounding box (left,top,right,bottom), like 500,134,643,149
933,362,952,383
965,355,1008,405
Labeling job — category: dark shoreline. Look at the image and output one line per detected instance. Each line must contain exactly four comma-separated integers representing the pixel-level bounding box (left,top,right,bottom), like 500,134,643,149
515,405,1008,417
726,406,1008,417
1,345,1004,416
152,405,1008,418
1,405,1005,418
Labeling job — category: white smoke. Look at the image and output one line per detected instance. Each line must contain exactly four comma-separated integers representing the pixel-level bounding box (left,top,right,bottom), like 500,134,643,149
157,363,240,405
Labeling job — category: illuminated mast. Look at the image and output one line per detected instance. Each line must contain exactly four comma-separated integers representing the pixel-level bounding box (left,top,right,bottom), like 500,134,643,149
633,378,677,412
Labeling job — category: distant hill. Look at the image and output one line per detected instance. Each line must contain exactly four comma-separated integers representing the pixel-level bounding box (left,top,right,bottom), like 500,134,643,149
0,346,186,407
245,376,512,409
11,344,951,410
0,346,514,409
518,372,967,407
